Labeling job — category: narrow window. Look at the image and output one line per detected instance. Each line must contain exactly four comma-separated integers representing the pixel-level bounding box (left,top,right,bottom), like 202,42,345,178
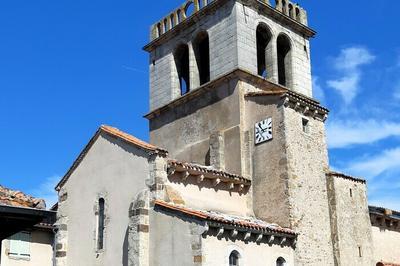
97,198,105,250
358,246,362,257
296,8,301,21
174,44,190,95
177,10,182,23
163,19,168,33
170,14,175,28
193,31,210,85
282,0,287,14
288,4,294,18
350,188,353,197
277,257,287,266
229,251,240,266
302,118,309,133
256,24,272,78
277,34,292,87
157,23,162,37
9,232,31,259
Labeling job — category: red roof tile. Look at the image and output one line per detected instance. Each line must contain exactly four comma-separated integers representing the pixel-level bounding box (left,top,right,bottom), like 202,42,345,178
0,185,46,209
154,200,296,236
377,262,400,266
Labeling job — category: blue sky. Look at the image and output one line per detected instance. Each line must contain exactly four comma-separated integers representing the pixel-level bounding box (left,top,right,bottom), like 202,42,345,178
0,0,399,210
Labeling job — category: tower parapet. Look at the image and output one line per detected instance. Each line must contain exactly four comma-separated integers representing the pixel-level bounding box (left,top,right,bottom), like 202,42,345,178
150,0,308,41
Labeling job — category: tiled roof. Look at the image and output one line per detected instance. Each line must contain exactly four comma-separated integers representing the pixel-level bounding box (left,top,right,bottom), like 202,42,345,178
327,171,366,184
56,125,168,191
154,200,296,237
369,206,400,221
100,125,167,154
0,185,46,209
377,262,400,266
168,160,251,186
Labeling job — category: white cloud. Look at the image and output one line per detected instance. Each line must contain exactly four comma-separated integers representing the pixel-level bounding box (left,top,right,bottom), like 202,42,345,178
327,74,360,104
327,119,400,149
327,47,375,104
332,47,375,71
346,147,400,179
30,175,60,209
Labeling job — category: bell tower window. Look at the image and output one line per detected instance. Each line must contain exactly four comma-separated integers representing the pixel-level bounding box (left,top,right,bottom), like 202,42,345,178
174,44,190,95
256,23,273,78
193,31,210,85
277,34,292,87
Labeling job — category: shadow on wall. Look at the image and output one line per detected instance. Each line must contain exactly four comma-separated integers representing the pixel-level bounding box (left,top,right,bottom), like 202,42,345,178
122,227,129,266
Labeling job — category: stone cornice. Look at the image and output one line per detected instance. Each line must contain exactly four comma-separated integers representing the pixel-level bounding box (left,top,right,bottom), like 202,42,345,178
168,160,251,190
281,90,329,122
326,171,366,184
145,68,328,120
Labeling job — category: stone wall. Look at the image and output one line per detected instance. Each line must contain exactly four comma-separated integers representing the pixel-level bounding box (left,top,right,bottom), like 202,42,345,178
283,106,334,265
150,77,242,175
55,133,151,266
327,175,374,265
371,222,400,264
149,209,207,266
202,230,295,265
242,84,291,228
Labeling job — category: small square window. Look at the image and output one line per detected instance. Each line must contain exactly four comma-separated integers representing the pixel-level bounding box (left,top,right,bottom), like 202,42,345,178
302,118,310,133
9,232,31,260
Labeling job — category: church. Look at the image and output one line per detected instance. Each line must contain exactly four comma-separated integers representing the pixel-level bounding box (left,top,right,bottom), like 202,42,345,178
52,0,400,265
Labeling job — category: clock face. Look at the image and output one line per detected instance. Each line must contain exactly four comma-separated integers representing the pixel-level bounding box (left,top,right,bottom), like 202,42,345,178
255,118,273,145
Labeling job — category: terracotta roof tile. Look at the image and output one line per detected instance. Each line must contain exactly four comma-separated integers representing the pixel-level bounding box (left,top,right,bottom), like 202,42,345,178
154,200,296,236
369,206,400,220
377,262,400,266
0,185,46,209
100,125,167,154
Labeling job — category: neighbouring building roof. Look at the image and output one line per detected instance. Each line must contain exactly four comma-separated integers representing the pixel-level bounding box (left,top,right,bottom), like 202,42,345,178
0,185,45,209
55,125,168,191
168,160,251,188
327,171,366,184
369,206,400,221
0,186,56,239
377,262,400,266
154,200,296,237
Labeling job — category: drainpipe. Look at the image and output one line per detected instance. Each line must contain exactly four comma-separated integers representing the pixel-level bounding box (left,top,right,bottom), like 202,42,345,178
52,228,58,266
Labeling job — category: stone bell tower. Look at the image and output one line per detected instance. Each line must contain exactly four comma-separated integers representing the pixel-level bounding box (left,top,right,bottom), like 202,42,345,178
144,0,335,265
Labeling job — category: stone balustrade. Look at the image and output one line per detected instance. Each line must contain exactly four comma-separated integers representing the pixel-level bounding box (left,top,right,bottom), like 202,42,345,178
275,0,308,25
150,0,308,41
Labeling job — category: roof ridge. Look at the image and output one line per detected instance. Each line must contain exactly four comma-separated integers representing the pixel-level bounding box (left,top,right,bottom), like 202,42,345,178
100,125,168,154
154,200,296,236
327,171,366,184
